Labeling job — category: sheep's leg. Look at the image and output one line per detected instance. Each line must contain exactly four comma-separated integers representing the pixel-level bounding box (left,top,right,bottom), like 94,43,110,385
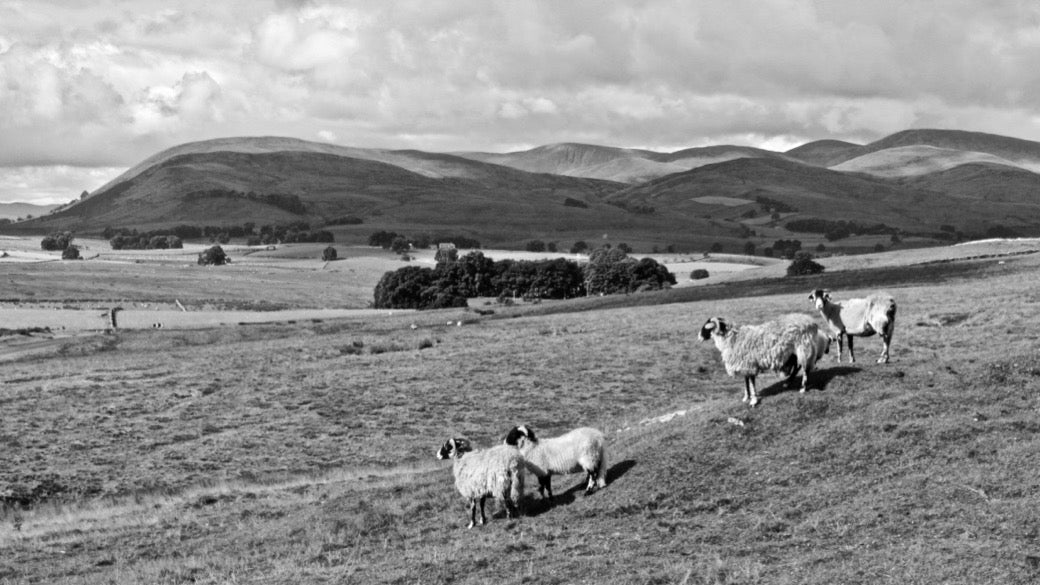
477,496,487,526
742,376,752,403
468,499,478,529
846,335,856,363
584,465,600,495
800,366,810,393
836,335,845,363
878,327,893,364
747,375,759,407
540,475,554,502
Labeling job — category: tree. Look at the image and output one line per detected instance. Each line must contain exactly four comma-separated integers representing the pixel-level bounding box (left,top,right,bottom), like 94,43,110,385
743,241,756,256
525,240,546,252
197,245,229,266
434,246,458,265
617,242,632,254
786,252,824,277
570,240,589,254
709,242,723,253
390,236,410,255
690,269,709,280
322,246,338,261
61,245,81,260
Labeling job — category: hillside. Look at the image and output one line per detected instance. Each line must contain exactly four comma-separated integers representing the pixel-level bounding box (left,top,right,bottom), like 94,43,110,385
607,157,987,230
456,142,789,183
23,149,681,242
0,202,58,220
830,145,1021,178
3,250,1040,583
785,138,863,167
828,128,1040,171
11,129,1040,247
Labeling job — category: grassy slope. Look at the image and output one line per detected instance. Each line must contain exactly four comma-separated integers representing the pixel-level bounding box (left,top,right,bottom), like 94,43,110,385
2,253,1040,583
608,157,986,231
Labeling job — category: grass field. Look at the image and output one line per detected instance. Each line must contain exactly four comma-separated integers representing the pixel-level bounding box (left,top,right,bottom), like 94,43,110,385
2,240,1040,583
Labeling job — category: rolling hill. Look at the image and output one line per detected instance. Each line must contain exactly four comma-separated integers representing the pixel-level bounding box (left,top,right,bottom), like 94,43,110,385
456,142,791,183
12,128,1040,247
0,202,58,220
606,157,986,230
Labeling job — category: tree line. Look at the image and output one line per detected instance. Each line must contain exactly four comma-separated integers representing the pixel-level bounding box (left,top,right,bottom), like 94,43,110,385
104,222,333,249
373,248,676,310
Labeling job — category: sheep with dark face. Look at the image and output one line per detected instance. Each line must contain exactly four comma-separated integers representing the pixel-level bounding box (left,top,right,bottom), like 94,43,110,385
808,289,896,364
698,313,825,407
436,437,525,529
503,425,607,502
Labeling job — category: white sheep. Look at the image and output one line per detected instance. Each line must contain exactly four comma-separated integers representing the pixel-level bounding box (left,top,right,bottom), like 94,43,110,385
435,437,525,529
808,289,897,364
698,313,824,407
502,425,607,501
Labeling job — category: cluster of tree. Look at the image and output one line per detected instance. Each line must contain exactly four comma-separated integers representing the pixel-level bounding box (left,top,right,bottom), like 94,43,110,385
41,231,82,260
786,252,824,276
368,231,481,252
110,234,184,250
105,222,332,249
197,245,229,266
373,249,675,309
524,240,562,253
184,189,307,214
40,231,75,251
754,195,797,214
325,215,364,226
607,200,656,214
763,238,803,259
785,218,897,241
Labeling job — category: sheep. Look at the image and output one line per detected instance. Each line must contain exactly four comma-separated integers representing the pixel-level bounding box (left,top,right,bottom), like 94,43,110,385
698,313,825,407
435,437,525,529
808,289,897,364
503,425,607,502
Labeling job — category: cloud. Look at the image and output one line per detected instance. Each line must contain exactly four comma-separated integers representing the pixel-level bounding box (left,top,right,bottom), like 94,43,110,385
5,1,1040,203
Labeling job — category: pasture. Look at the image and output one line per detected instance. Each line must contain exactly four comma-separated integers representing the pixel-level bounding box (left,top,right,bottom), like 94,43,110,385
1,240,1040,583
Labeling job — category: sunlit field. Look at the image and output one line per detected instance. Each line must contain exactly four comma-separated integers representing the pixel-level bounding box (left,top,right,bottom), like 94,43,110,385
1,239,1040,583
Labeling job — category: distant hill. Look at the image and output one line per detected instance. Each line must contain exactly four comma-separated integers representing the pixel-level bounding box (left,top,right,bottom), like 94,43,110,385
831,145,1021,178
0,202,58,220
11,129,1040,248
456,143,790,183
607,157,986,231
785,139,863,167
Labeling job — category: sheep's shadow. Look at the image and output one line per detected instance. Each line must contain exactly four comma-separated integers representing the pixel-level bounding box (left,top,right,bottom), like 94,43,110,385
521,459,637,518
758,365,861,398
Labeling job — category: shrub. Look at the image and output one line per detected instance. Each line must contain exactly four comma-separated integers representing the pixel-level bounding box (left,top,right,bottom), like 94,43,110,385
690,269,709,280
323,246,338,261
563,197,588,208
61,245,81,260
197,245,229,266
786,252,824,277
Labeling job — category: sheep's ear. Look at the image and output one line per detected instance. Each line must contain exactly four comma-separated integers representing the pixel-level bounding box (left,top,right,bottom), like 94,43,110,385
520,426,536,442
503,426,522,446
453,437,472,453
698,318,715,340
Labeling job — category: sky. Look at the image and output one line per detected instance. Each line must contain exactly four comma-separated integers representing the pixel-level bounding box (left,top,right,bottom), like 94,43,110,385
3,0,1040,204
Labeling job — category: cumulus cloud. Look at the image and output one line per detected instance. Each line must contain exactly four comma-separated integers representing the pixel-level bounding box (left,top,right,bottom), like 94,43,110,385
5,0,1040,203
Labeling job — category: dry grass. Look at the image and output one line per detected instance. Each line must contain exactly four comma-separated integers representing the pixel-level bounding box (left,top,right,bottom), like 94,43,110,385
2,248,1040,583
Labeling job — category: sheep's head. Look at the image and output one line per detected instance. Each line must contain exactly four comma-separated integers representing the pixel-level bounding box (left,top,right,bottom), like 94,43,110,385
808,289,830,310
436,437,473,459
698,317,728,340
503,425,536,448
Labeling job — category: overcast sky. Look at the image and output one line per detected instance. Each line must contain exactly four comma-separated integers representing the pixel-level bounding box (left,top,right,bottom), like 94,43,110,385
3,0,1040,204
